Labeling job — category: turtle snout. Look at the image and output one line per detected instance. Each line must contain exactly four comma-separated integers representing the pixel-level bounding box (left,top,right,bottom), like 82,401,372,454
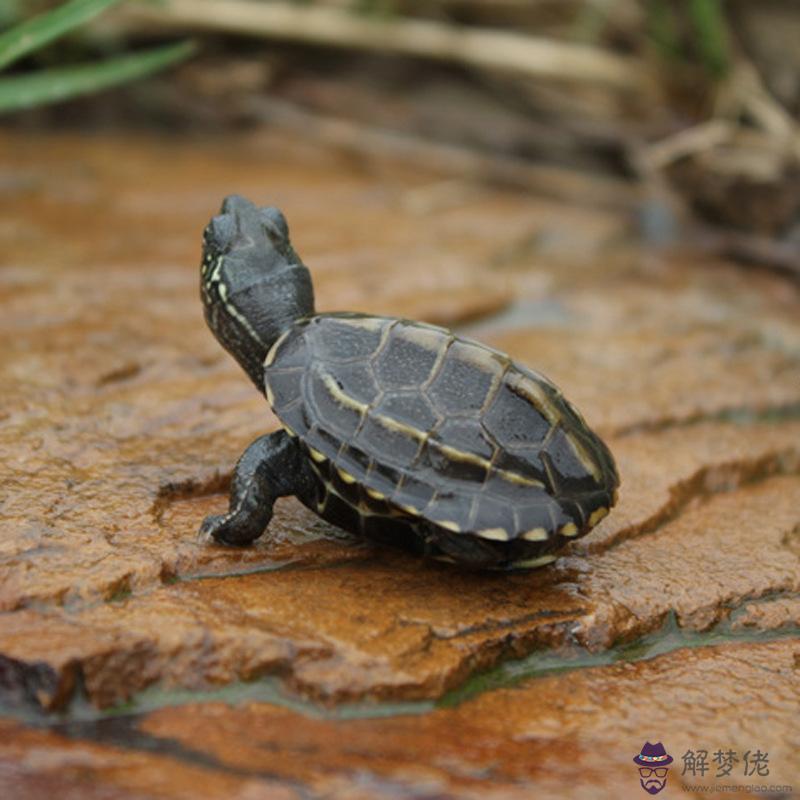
220,194,257,215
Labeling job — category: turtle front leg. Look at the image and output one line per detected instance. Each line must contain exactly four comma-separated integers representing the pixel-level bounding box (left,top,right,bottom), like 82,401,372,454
200,429,310,546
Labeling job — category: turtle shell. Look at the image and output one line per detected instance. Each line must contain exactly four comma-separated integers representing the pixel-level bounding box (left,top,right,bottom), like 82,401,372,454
264,313,618,553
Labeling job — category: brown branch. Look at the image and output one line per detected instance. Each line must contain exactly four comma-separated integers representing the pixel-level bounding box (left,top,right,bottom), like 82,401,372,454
636,120,735,173
122,0,647,92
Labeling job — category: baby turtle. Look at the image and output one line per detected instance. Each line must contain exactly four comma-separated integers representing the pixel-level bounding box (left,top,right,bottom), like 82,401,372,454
199,195,619,569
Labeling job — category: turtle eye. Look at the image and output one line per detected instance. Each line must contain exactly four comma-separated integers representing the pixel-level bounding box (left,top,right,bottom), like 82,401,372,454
259,207,289,240
209,213,240,252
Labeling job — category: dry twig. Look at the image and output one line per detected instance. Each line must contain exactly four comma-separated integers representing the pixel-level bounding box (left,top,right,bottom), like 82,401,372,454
122,0,647,92
636,119,735,172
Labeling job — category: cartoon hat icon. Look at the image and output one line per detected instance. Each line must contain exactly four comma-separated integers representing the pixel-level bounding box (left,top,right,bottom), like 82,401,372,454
633,742,674,766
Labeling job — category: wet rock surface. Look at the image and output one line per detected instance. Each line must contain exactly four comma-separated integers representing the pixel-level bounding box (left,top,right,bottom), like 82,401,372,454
1,130,799,798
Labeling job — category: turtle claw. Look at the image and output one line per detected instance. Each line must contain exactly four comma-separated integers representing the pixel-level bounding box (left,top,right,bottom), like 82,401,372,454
198,513,232,545
199,505,273,547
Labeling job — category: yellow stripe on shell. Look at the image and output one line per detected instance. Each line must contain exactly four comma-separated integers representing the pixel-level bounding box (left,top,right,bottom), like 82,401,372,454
321,373,370,414
409,320,449,335
496,467,544,488
375,412,428,440
507,372,562,427
434,442,544,488
337,316,386,332
264,328,293,368
308,447,326,463
476,527,510,542
522,527,549,542
563,431,603,483
337,468,356,484
395,323,448,353
560,522,579,537
451,339,506,373
588,506,609,526
319,361,545,492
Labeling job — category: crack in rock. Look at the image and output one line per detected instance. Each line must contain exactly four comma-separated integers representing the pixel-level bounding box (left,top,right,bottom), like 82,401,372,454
151,472,232,525
611,399,800,438
584,444,800,556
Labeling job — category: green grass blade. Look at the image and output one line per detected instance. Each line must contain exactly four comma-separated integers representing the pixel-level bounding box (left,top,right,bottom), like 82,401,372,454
688,0,730,78
0,39,195,113
0,0,123,71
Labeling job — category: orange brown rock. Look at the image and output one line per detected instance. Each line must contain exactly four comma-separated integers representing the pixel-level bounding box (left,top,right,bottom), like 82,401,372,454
1,130,799,798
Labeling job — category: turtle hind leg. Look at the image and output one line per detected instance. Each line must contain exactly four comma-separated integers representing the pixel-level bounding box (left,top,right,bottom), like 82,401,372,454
200,429,312,546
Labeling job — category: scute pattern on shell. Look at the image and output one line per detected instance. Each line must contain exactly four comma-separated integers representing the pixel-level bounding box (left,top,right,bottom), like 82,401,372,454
264,313,618,542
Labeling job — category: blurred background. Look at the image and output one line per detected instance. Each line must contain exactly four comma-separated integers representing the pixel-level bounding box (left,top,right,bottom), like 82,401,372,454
2,0,799,275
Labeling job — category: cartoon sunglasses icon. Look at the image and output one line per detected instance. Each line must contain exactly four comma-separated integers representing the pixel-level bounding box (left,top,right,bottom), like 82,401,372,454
638,767,669,778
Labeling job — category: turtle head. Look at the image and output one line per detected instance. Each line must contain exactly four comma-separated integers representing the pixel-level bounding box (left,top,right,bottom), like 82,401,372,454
201,195,315,391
